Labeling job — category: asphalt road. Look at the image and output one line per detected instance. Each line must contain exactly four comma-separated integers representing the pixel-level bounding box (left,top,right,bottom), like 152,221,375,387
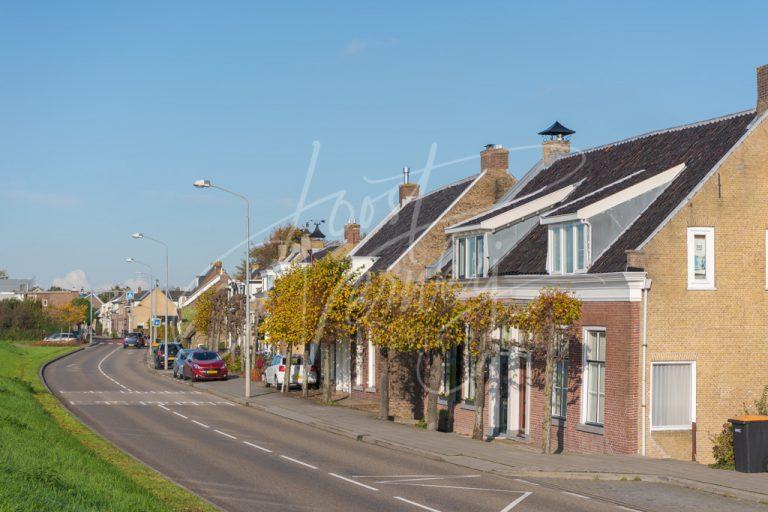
41,341,729,512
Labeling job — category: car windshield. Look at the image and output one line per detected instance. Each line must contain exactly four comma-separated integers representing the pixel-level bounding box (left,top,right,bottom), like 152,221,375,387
193,351,219,361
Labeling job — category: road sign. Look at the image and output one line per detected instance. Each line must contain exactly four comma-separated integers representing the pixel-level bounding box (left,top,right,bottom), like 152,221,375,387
153,318,161,327
126,291,134,300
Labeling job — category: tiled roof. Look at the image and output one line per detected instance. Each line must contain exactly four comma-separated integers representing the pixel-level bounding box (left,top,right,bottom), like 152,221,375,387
301,242,341,264
354,176,476,273
492,110,755,275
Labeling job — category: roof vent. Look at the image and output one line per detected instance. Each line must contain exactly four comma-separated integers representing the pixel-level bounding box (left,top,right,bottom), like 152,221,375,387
538,121,575,141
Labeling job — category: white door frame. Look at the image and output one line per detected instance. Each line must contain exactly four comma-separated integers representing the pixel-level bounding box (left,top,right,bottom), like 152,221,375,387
508,348,531,438
335,340,351,392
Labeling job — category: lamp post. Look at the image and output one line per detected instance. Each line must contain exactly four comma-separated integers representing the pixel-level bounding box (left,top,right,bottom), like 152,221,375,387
126,258,154,368
132,232,171,371
193,179,252,398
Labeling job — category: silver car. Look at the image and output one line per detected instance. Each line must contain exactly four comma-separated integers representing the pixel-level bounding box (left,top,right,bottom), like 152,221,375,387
43,332,78,343
264,354,317,388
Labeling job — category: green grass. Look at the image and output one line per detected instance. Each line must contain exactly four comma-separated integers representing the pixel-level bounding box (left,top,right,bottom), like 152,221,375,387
0,341,217,512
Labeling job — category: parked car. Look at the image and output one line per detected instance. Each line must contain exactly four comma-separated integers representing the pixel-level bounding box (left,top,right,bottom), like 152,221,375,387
153,342,182,369
43,332,78,343
172,349,192,379
264,354,317,388
122,332,145,349
182,350,228,381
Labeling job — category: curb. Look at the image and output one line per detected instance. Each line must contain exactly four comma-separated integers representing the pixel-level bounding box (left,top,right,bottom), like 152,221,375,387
38,346,85,395
153,369,768,506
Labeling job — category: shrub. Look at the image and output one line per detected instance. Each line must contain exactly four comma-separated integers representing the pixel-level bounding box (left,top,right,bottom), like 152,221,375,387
710,422,735,469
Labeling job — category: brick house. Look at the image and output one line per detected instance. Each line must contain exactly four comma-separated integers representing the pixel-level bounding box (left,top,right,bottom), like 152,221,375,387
346,147,516,417
441,65,768,463
27,290,79,309
179,262,231,346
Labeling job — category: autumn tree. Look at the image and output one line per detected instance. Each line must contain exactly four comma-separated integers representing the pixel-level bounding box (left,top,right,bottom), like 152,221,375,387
408,280,465,431
192,288,216,345
236,224,302,279
462,294,516,440
51,301,88,331
0,269,7,279
514,288,581,454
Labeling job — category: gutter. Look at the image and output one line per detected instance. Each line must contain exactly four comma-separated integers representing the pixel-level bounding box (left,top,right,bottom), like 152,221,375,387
641,277,652,456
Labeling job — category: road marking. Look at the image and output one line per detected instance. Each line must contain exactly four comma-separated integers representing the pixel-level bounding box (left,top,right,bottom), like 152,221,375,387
97,347,127,389
393,497,441,512
376,475,479,484
158,404,170,411
214,429,237,440
279,455,317,469
398,483,521,492
243,441,272,453
561,491,590,500
616,507,642,512
512,478,539,486
500,492,532,512
192,420,210,428
328,473,378,491
172,411,188,419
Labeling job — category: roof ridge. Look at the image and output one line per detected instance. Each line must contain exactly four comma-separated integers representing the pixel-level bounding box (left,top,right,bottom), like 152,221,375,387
414,173,479,198
565,109,756,159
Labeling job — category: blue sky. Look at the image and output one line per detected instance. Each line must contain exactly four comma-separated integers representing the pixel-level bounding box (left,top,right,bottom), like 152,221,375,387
1,1,767,290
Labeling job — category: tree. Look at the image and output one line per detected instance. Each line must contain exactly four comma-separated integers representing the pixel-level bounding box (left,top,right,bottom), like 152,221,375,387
359,273,413,421
192,288,216,341
0,268,7,279
235,224,302,279
48,285,64,291
51,301,88,331
462,294,516,440
408,280,465,431
513,288,581,454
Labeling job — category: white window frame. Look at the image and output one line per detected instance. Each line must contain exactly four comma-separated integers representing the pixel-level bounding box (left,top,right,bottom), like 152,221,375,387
366,338,376,389
552,358,568,419
580,327,606,427
649,361,696,431
547,222,589,275
687,227,715,290
42,299,48,307
454,233,487,279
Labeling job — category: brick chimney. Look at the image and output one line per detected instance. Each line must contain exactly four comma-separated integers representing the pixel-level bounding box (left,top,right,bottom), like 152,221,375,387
542,139,571,166
277,243,288,260
758,64,768,116
480,144,516,201
344,219,361,245
399,167,419,206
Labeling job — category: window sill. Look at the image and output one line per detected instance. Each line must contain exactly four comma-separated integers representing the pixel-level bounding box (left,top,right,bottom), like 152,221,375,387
650,426,693,432
576,423,604,435
687,284,716,291
352,385,364,392
459,402,476,411
364,386,376,393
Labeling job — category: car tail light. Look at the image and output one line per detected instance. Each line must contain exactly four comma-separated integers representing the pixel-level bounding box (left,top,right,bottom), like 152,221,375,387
278,365,285,372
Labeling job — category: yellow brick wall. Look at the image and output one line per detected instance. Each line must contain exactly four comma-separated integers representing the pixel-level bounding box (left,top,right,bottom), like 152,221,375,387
638,116,768,463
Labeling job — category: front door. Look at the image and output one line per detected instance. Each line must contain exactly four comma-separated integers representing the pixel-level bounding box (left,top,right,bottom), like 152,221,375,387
498,352,509,434
335,341,351,392
518,356,527,436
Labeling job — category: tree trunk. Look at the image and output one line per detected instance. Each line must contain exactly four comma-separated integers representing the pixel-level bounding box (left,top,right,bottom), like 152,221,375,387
302,344,310,398
426,351,443,431
322,341,333,403
282,343,293,393
378,347,389,421
472,346,487,440
542,341,555,454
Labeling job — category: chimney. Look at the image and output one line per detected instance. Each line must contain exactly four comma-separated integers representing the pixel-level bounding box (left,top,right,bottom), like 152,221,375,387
539,121,574,166
399,166,420,206
277,243,288,260
480,144,509,173
344,219,361,245
758,64,768,116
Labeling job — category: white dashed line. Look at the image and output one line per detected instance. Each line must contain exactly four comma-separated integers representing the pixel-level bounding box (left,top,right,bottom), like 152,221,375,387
97,347,127,389
328,473,378,491
500,492,532,511
192,420,210,429
243,441,272,453
616,507,642,512
214,429,237,440
158,404,171,411
172,411,188,419
280,455,317,469
512,478,539,486
393,497,441,512
561,491,590,499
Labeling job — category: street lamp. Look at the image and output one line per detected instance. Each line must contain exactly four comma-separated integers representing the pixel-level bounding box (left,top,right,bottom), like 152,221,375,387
132,232,171,371
126,257,154,368
194,179,252,398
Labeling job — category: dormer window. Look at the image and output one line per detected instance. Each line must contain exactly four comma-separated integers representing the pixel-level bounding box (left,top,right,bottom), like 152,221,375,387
548,222,589,274
456,234,485,279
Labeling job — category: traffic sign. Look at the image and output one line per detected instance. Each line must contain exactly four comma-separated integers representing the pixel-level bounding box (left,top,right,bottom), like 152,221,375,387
153,318,161,327
126,291,134,300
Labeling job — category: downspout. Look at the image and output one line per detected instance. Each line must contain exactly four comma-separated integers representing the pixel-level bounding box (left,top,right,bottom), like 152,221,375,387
641,277,652,457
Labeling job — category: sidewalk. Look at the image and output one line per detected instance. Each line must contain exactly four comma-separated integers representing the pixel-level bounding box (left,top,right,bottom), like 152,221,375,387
186,375,768,504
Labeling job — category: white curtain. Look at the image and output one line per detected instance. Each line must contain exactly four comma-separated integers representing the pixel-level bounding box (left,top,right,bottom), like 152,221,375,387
652,363,692,428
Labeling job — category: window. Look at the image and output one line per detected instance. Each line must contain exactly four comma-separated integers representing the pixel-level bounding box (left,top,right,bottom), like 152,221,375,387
651,362,695,430
440,345,462,398
367,338,376,389
462,329,476,401
582,329,606,426
355,341,363,387
549,223,589,274
42,299,48,307
552,359,568,419
687,227,715,290
456,235,485,279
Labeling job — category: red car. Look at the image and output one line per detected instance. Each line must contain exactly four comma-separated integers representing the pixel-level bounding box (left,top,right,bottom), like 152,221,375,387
182,350,228,381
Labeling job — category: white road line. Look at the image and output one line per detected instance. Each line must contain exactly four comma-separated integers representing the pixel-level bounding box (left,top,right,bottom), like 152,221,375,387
500,492,532,512
376,475,479,484
243,441,272,453
172,411,188,419
192,420,210,429
512,478,539,486
158,404,171,411
214,429,237,440
616,507,642,512
97,347,124,388
393,497,441,512
279,455,317,469
561,491,590,500
328,473,378,491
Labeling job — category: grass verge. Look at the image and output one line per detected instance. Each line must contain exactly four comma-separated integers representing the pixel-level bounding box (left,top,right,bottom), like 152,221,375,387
0,341,218,512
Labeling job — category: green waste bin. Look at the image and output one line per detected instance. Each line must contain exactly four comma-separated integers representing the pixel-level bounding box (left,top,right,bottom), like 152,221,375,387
729,415,768,473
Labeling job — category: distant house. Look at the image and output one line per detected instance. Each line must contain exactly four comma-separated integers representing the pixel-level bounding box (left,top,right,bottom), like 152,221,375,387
27,290,79,309
179,262,231,346
0,278,34,301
